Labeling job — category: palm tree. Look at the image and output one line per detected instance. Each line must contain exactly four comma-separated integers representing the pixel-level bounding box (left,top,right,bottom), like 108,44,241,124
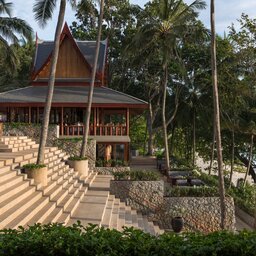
80,0,105,157
210,0,226,229
0,0,32,71
33,0,76,164
132,0,206,170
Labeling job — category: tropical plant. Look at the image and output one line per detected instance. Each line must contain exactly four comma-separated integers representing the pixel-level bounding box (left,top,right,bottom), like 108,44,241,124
80,0,105,157
210,0,226,230
130,0,206,170
33,0,75,164
0,0,32,72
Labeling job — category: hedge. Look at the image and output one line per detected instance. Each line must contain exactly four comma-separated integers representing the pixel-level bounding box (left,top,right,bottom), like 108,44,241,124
0,223,256,256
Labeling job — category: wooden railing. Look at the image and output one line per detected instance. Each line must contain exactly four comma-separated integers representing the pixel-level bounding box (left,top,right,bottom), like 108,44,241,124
62,124,127,136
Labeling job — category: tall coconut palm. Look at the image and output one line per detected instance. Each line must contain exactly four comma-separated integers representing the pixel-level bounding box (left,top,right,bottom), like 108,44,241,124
132,0,206,170
210,0,226,229
0,0,32,71
80,0,105,157
33,0,76,164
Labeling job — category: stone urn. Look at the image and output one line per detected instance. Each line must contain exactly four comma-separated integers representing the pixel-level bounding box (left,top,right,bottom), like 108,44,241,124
171,217,184,233
68,157,88,177
24,165,48,186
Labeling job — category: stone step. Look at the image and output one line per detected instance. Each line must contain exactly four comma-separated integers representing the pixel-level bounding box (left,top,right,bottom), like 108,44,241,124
0,189,43,229
0,179,30,204
0,175,25,193
101,195,115,227
7,195,50,229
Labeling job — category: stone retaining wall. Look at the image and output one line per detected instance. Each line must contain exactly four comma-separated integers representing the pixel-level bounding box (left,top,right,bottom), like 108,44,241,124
110,180,164,214
109,179,235,232
163,197,235,232
3,123,58,145
54,138,96,169
94,166,130,175
3,123,96,168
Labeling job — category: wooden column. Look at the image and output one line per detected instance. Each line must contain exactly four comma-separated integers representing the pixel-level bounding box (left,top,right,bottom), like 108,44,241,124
28,107,31,124
93,108,97,135
126,108,130,136
37,107,39,123
61,107,64,136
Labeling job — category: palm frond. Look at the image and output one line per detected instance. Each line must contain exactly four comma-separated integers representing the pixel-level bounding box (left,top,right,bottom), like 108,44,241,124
0,17,32,43
33,0,57,28
0,0,12,16
0,36,19,71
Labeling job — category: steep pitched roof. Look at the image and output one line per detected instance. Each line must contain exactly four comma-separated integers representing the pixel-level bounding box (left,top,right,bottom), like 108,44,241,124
32,23,108,79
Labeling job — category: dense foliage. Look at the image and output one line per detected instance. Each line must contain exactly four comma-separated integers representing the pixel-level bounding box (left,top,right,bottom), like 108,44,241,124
0,223,256,256
113,169,160,181
166,186,219,197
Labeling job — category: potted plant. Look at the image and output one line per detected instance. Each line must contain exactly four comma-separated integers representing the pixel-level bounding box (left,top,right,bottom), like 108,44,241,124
169,206,185,233
23,163,48,186
68,156,88,176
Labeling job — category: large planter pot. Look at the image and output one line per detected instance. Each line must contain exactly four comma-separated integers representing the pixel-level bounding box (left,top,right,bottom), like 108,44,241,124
69,159,88,176
171,217,184,233
26,167,48,186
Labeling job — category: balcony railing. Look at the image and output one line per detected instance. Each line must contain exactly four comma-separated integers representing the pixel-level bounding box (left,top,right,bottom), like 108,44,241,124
62,124,127,136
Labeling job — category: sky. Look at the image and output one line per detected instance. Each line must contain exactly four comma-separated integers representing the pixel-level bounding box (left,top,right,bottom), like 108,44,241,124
11,0,256,40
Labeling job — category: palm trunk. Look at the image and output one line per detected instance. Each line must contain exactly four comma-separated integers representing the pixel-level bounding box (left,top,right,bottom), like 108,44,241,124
209,124,215,175
37,0,66,164
147,101,154,156
243,134,254,187
192,108,196,168
210,0,226,230
162,64,170,171
229,129,235,187
80,0,105,157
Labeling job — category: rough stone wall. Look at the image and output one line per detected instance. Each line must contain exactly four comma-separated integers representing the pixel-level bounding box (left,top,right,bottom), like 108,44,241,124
163,197,235,232
3,123,96,169
110,180,165,215
109,180,235,233
51,139,96,169
3,123,58,145
94,166,130,175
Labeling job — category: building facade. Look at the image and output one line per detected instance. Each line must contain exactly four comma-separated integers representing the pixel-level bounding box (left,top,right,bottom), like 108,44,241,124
0,23,147,163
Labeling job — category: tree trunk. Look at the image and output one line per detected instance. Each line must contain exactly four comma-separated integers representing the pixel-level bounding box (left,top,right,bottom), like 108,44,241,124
80,0,105,157
37,0,66,164
210,0,226,230
192,108,196,168
209,124,215,175
229,129,235,187
162,64,170,171
243,134,254,187
147,101,154,156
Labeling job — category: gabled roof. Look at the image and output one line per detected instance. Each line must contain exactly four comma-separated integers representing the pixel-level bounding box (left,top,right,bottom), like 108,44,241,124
32,23,108,79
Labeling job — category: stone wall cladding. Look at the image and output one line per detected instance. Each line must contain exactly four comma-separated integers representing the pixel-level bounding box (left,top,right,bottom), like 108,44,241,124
164,197,235,232
110,180,164,214
51,139,96,169
94,166,130,175
109,179,235,233
3,123,58,145
3,124,96,168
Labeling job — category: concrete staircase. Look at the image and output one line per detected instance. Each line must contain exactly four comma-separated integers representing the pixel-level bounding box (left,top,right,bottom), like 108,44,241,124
0,136,164,235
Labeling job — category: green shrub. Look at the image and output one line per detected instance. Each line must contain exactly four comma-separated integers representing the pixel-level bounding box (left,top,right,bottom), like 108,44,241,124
196,172,255,216
166,186,220,197
23,163,46,170
0,223,256,256
113,170,160,181
68,156,88,161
